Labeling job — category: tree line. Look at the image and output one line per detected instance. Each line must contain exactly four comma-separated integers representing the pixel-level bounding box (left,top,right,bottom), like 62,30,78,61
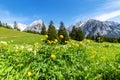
40,21,84,44
0,21,20,31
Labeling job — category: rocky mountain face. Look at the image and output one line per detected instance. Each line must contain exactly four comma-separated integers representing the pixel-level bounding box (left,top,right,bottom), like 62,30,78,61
24,20,44,33
68,19,120,38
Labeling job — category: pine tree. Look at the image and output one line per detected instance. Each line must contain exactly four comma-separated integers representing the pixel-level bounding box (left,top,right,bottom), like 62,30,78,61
76,27,84,41
14,21,20,31
95,33,103,43
14,21,17,29
69,26,77,39
0,21,2,27
41,22,47,35
58,21,69,44
47,21,58,41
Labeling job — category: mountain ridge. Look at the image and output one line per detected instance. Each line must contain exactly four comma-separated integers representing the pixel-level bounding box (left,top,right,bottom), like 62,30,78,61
68,19,120,38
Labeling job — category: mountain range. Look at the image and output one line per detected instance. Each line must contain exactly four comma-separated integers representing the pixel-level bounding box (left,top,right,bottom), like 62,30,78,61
68,19,120,38
8,19,120,38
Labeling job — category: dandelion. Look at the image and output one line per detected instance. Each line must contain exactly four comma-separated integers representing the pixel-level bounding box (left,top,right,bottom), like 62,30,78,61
45,35,48,38
27,72,32,77
59,35,64,38
50,54,56,59
79,41,83,45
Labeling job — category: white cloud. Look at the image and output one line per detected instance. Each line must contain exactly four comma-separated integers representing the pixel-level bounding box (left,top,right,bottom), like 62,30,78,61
95,10,120,21
102,0,120,10
94,0,120,21
0,9,29,24
75,0,120,23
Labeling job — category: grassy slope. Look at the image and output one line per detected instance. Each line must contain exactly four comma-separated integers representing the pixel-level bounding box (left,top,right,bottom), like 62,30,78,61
1,27,120,60
83,40,120,61
0,27,44,44
0,27,120,79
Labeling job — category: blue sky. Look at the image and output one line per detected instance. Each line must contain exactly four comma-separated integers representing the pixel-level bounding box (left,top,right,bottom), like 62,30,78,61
0,0,120,27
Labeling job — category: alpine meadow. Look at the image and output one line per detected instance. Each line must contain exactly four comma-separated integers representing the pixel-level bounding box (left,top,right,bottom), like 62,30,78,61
0,0,120,80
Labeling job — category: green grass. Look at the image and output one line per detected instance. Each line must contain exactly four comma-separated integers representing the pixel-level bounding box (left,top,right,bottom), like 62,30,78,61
0,27,120,79
0,27,44,44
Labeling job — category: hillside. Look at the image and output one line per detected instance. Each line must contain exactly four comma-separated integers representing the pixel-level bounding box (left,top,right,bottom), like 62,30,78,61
0,27,44,44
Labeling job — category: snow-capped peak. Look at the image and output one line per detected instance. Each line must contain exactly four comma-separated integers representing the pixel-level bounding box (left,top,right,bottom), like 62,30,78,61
8,23,27,31
29,19,43,27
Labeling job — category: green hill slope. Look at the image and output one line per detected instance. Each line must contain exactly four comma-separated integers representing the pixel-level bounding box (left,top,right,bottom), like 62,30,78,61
0,27,44,44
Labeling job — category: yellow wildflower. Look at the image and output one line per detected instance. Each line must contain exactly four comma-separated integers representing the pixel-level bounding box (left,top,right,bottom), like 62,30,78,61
48,40,52,44
45,35,48,38
91,56,95,59
34,43,39,47
54,39,58,43
15,50,19,53
50,54,56,59
27,72,32,77
65,41,68,44
86,40,90,43
101,56,105,60
59,35,64,38
79,41,83,45
93,51,97,54
76,44,79,47
96,74,102,78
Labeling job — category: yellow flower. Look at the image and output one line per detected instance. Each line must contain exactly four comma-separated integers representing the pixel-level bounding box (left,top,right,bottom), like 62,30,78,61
59,35,64,38
86,40,90,43
27,72,32,77
54,39,58,44
50,54,56,59
96,74,102,78
45,35,48,38
34,43,39,47
76,44,79,47
101,56,105,60
65,41,68,44
91,56,95,59
79,41,83,45
48,40,52,44
93,51,97,54
41,38,44,41
15,50,19,53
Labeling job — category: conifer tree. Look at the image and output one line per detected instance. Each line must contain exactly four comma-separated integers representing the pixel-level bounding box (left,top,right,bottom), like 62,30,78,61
14,21,17,29
41,22,47,35
76,27,84,41
69,26,77,39
58,21,69,44
47,21,58,41
14,21,20,31
0,21,2,27
95,32,103,43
